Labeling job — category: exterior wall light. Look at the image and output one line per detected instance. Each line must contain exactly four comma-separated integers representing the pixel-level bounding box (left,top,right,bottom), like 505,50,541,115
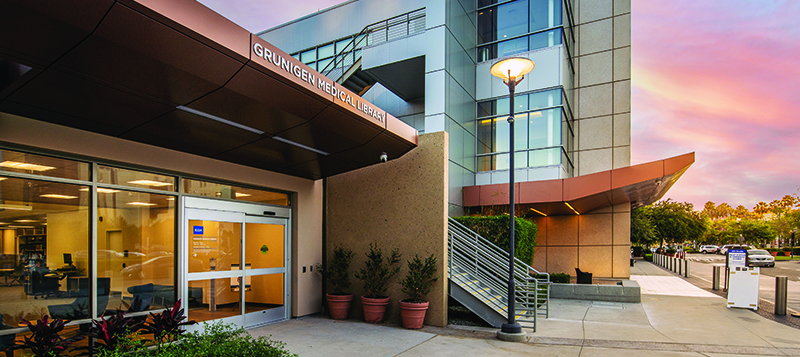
489,56,534,341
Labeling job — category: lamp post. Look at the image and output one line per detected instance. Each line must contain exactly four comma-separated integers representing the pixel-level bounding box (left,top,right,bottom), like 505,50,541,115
490,57,534,338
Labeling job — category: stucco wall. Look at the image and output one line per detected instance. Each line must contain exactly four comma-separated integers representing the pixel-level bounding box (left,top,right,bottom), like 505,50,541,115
531,203,631,279
325,131,448,326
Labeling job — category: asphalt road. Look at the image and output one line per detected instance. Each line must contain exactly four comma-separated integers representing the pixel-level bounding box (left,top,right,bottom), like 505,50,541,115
687,253,800,313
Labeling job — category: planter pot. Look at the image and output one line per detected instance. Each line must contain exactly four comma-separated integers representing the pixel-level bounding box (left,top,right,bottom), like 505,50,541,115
326,293,354,320
399,300,429,329
785,252,792,257
361,296,390,323
771,252,779,257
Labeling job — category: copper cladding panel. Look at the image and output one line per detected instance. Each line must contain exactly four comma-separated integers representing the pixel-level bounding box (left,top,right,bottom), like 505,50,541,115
54,3,245,105
386,113,419,145
276,106,383,155
463,185,481,207
188,65,328,135
122,0,251,61
518,179,563,204
610,160,663,190
0,0,113,64
563,171,611,201
663,152,695,176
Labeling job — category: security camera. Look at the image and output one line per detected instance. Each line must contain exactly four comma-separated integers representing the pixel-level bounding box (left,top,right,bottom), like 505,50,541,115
379,152,388,163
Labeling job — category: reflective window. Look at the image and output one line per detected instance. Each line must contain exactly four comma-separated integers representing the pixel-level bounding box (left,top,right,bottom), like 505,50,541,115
0,148,90,181
98,190,176,313
300,49,316,64
476,0,572,61
318,43,335,59
476,88,573,173
98,165,176,192
182,179,290,206
530,0,561,32
0,177,90,331
188,220,241,274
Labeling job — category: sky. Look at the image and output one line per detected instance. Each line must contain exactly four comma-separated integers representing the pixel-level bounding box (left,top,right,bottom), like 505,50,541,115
198,0,800,211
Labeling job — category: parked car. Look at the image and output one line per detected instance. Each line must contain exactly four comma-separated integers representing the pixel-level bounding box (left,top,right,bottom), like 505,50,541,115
719,244,754,255
699,245,719,254
747,249,775,267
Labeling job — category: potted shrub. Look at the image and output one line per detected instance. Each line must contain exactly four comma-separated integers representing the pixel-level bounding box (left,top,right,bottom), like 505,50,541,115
354,243,401,323
398,254,438,329
783,247,792,257
316,246,356,319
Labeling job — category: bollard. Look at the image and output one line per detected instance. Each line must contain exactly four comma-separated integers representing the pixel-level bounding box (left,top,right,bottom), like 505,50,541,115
684,259,689,278
776,276,788,316
677,258,682,275
712,266,720,290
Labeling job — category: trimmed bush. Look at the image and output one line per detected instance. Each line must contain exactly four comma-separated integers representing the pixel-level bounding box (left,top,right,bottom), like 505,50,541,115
783,247,793,252
684,247,695,253
632,246,645,257
453,215,537,264
644,254,653,262
548,273,570,284
666,248,676,254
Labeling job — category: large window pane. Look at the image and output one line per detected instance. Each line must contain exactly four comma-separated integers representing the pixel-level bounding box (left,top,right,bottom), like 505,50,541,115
187,278,239,323
0,177,90,329
477,119,494,154
318,43,335,59
0,148,90,181
300,49,316,64
245,223,284,270
529,28,562,52
529,148,560,167
530,0,561,32
529,88,561,110
497,0,528,41
98,190,175,313
245,274,284,314
496,94,529,116
477,8,497,44
98,165,176,192
182,179,289,206
497,36,528,58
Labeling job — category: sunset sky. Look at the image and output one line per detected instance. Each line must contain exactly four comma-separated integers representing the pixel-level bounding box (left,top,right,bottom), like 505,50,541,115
198,0,800,211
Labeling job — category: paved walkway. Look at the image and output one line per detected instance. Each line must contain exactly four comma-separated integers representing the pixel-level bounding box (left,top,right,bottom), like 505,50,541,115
249,261,800,356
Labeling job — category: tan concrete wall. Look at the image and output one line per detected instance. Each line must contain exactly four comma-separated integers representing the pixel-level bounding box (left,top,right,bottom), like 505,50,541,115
574,0,631,174
326,132,448,327
0,113,324,317
532,203,631,278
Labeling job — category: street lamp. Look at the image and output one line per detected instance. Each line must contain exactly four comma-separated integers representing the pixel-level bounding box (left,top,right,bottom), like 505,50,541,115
490,57,534,339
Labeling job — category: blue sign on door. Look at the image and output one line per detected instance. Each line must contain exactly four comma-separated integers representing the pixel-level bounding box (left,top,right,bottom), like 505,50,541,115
193,226,204,235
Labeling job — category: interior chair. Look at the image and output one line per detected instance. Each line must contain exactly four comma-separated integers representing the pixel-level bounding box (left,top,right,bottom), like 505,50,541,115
48,277,111,320
575,268,592,284
7,264,25,286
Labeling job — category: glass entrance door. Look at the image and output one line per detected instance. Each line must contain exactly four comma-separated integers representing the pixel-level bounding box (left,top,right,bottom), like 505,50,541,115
182,198,289,329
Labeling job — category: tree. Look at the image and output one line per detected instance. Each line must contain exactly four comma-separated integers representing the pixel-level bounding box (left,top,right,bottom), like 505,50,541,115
631,206,658,247
648,199,706,247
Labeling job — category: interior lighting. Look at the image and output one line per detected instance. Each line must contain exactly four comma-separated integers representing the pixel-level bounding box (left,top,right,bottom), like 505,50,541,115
40,194,78,199
272,136,330,156
128,180,173,187
0,177,6,181
127,202,157,206
176,105,265,135
8,225,35,229
564,202,580,215
235,193,252,198
0,204,33,211
529,208,547,217
80,187,120,193
14,219,38,223
0,161,56,171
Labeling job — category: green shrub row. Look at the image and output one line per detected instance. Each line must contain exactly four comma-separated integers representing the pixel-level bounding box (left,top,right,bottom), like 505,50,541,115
548,273,570,284
453,215,537,264
644,254,653,262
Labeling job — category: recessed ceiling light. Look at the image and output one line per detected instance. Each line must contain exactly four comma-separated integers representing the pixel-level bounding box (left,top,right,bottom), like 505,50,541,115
0,204,32,211
0,161,56,171
235,193,252,197
166,197,175,201
8,225,35,229
0,177,6,181
127,180,173,187
127,202,156,206
14,220,37,223
40,194,78,199
0,222,9,225
79,187,120,193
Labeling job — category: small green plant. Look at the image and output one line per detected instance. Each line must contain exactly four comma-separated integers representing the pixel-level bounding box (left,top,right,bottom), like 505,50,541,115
548,273,570,284
355,242,402,298
316,246,356,294
399,254,439,303
644,254,653,262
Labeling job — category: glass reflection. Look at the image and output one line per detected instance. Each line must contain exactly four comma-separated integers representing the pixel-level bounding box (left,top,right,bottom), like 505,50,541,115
183,179,289,206
244,274,284,314
188,220,241,273
187,278,240,323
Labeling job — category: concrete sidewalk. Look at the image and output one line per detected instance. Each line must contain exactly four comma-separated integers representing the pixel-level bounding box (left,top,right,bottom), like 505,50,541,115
250,261,800,356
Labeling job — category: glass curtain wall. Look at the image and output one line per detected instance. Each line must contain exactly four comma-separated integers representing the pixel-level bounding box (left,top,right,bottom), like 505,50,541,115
477,0,575,65
476,88,574,175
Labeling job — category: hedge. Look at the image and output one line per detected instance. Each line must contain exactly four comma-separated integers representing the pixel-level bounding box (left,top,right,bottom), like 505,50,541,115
453,215,537,264
644,254,653,262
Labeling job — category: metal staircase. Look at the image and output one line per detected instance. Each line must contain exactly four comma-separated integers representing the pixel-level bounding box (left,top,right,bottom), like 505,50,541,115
448,217,550,331
319,8,425,94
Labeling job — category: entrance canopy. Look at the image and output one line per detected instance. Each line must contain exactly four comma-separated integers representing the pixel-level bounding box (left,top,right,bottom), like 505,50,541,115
0,0,417,180
463,153,695,215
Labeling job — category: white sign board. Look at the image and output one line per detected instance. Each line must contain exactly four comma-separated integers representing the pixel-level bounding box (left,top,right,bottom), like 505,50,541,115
727,266,759,310
727,249,747,269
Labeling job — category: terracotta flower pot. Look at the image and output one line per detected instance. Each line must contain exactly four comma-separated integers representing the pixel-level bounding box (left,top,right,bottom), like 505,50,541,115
399,300,429,329
361,296,390,323
326,293,354,320
771,251,779,257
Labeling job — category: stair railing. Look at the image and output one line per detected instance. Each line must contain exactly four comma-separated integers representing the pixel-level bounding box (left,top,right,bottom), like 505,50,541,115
448,217,550,329
319,8,426,81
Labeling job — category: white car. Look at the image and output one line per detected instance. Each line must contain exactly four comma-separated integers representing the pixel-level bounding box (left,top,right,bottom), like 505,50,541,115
699,245,719,254
719,245,753,255
747,249,775,267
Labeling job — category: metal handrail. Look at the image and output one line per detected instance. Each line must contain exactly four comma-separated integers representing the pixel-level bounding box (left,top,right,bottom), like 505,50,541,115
319,8,426,81
448,217,550,331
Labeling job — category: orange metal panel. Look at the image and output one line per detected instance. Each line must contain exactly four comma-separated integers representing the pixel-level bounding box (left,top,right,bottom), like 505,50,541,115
462,186,481,207
664,152,695,175
563,171,611,201
518,179,563,204
611,160,663,190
